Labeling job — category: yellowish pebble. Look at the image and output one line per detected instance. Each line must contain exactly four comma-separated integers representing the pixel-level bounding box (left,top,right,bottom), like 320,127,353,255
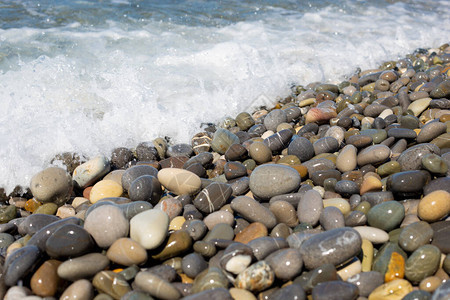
71,197,90,209
337,258,362,281
361,239,374,272
299,98,316,107
169,216,186,231
407,97,432,117
360,176,382,194
89,179,123,204
323,198,351,215
24,198,42,213
368,279,413,300
179,273,194,284
417,190,450,222
385,252,405,282
419,276,442,292
362,82,375,92
229,287,257,300
103,169,126,185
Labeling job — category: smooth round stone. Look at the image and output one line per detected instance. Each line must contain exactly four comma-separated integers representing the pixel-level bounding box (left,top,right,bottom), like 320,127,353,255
203,211,234,230
422,154,448,174
311,169,341,186
235,261,274,292
360,129,388,144
224,161,247,180
203,223,234,242
265,248,303,281
367,201,405,232
30,167,73,205
248,141,272,164
234,222,268,244
353,226,389,244
294,263,338,293
191,267,229,294
271,223,291,238
402,290,432,300
193,182,232,214
396,143,440,171
89,180,123,204
287,137,315,162
424,177,450,195
92,270,131,299
313,137,339,155
151,230,192,260
183,219,208,241
45,224,93,258
60,279,94,300
372,242,407,277
319,206,344,230
346,134,373,148
398,221,433,252
167,143,193,158
235,112,255,131
73,155,111,189
33,202,58,215
344,211,367,227
377,161,401,177
30,259,62,297
248,236,288,260
264,129,293,152
134,271,180,300
323,198,351,215
418,190,450,222
405,244,441,284
211,128,240,154
357,145,391,166
225,143,248,161
302,158,336,174
230,176,250,196
336,145,357,173
269,200,299,227
249,164,301,201
386,170,430,197
158,168,201,196
419,276,442,293
297,189,323,226
57,252,110,281
182,252,208,278
18,213,59,236
121,165,158,191
335,180,360,197
4,245,40,286
27,217,81,251
299,227,362,269
130,209,169,250
325,125,345,144
368,279,412,299
431,221,450,254
135,141,159,161
268,283,306,300
106,237,147,266
128,175,162,205
305,107,337,124
347,271,384,297
84,204,129,248
230,196,276,229
264,109,287,132
0,233,14,249
311,281,359,300
387,128,417,139
417,121,447,143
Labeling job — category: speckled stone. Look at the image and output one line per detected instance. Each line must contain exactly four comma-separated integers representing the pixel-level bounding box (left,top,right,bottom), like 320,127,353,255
249,164,301,201
297,189,323,226
231,196,277,229
235,261,274,292
30,167,73,206
417,121,447,143
299,227,362,269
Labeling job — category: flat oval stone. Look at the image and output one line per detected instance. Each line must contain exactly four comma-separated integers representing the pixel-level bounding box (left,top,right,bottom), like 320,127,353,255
353,226,389,244
30,167,73,205
417,121,447,143
73,155,110,189
347,271,384,297
211,128,240,154
405,244,441,284
57,252,110,281
231,196,277,229
203,210,234,230
311,169,341,186
234,222,268,244
367,201,405,232
264,129,293,152
92,270,131,299
128,175,162,205
152,230,192,261
265,248,303,281
235,261,274,292
193,182,232,214
134,271,181,300
297,189,323,226
360,129,388,144
424,177,450,195
313,137,339,155
368,279,412,299
248,236,288,260
27,217,81,251
18,213,59,236
269,200,298,227
386,170,430,197
59,279,94,300
84,204,129,248
182,252,208,278
422,153,448,175
387,128,417,139
336,145,357,173
302,158,336,174
130,209,169,250
335,180,360,197
398,221,433,252
319,206,345,230
264,109,287,132
431,221,450,254
224,161,247,180
30,259,62,297
158,168,202,196
121,165,159,192
311,281,359,300
89,179,123,204
357,144,391,166
346,134,373,148
45,224,94,258
299,227,362,269
249,164,301,201
287,137,315,162
361,191,394,207
191,267,229,294
248,141,272,164
203,223,234,242
396,143,440,171
106,237,147,266
418,190,450,222
4,245,40,286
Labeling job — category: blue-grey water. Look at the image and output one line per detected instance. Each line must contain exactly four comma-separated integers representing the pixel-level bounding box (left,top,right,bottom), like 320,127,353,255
0,0,449,193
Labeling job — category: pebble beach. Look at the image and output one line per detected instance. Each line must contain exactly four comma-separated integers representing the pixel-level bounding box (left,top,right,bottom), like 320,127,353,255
0,43,450,300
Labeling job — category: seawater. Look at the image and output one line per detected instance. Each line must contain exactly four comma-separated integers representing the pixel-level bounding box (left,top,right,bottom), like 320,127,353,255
0,0,449,194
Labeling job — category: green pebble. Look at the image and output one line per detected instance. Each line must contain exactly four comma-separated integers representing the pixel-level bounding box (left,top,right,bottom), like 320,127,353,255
0,205,17,223
323,178,337,192
405,244,441,284
402,290,432,300
0,232,15,249
377,161,401,177
34,202,58,215
422,153,448,174
372,242,407,276
243,159,257,171
398,221,433,252
367,201,405,232
360,129,387,144
354,201,371,215
443,254,450,275
388,228,402,243
400,114,420,129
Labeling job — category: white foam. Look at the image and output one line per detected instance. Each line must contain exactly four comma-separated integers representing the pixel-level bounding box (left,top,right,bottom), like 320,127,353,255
0,1,449,194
